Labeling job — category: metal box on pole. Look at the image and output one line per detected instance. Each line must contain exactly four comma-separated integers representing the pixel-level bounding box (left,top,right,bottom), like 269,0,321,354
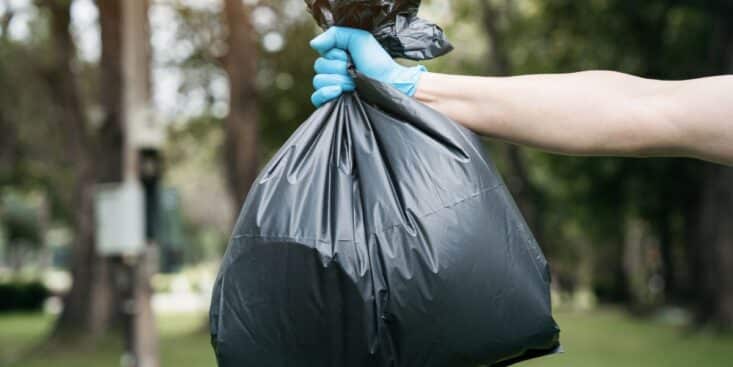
94,181,146,256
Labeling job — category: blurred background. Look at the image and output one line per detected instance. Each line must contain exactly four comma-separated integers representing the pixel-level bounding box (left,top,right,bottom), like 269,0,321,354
0,0,732,366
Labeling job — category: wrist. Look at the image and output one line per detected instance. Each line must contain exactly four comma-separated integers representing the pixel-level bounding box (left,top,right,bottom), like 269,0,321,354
413,72,440,104
391,65,427,97
412,72,499,137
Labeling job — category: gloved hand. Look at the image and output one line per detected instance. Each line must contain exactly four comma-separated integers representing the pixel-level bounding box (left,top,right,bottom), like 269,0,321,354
310,26,427,107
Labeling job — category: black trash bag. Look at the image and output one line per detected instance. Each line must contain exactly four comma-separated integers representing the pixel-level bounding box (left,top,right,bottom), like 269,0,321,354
210,2,560,366
305,0,453,60
210,69,561,366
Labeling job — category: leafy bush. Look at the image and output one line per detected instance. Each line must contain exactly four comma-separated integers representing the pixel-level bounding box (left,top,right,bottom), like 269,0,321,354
0,282,49,312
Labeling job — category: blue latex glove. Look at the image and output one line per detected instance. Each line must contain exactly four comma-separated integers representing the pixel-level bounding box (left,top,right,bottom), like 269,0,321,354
310,26,427,107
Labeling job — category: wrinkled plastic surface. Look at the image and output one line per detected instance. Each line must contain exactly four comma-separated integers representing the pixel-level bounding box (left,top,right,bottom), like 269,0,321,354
305,0,453,60
210,71,561,366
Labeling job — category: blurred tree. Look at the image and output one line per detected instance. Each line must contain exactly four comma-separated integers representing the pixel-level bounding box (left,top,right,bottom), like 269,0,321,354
257,17,321,154
87,0,127,335
447,0,733,324
472,0,733,325
696,165,733,328
37,0,115,338
33,0,103,340
0,193,43,272
0,82,21,187
0,11,64,209
478,0,547,248
549,0,732,327
161,0,318,227
683,1,733,330
222,0,259,210
44,0,159,341
97,0,124,184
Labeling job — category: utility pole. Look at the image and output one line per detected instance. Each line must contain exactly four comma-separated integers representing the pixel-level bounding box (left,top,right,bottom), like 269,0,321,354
122,0,161,366
95,1,162,367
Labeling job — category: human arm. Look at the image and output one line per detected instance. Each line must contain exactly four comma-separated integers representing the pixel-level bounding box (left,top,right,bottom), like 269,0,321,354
415,71,733,164
310,27,733,165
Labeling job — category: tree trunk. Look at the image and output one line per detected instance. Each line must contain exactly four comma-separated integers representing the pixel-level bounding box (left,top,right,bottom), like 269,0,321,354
94,0,130,333
1,11,21,181
43,0,114,338
695,165,733,328
98,0,125,184
656,216,677,301
223,0,259,212
479,0,512,77
480,0,544,241
691,5,733,329
0,107,19,177
0,8,13,41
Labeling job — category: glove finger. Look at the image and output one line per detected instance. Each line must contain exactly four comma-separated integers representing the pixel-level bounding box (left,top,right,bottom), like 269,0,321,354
310,26,368,55
313,74,355,91
314,57,350,76
311,85,343,107
310,27,340,55
324,49,350,62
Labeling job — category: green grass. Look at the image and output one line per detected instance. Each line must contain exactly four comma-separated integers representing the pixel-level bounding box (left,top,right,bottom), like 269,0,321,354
523,309,733,367
1,308,732,366
0,312,216,367
0,312,55,365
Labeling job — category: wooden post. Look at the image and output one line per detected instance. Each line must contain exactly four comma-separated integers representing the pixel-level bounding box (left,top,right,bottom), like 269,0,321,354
121,0,159,366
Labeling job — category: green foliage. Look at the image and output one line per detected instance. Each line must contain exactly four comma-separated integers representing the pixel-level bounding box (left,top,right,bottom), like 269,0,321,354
442,0,731,303
0,8,83,228
258,18,321,156
1,0,729,320
153,0,733,307
1,192,43,247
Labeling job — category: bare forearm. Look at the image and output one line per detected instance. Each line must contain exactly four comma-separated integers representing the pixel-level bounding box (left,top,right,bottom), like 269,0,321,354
414,71,733,165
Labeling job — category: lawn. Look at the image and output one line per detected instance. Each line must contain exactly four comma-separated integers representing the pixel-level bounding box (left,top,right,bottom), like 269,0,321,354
1,308,732,366
0,312,216,367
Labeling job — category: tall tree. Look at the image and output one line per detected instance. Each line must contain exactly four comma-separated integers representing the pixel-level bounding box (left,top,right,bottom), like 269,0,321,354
0,102,19,182
98,0,125,184
692,5,733,328
46,0,150,340
222,0,259,211
479,0,546,245
42,0,114,338
71,0,128,335
515,0,733,324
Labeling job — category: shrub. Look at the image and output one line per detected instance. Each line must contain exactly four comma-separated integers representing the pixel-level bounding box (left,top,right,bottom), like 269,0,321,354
0,281,50,312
